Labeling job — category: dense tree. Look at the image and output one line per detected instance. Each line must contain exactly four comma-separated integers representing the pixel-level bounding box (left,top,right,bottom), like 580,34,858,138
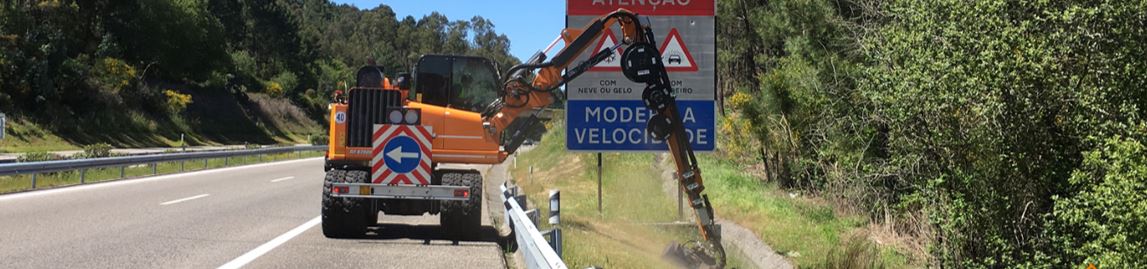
717,0,1147,267
0,0,520,129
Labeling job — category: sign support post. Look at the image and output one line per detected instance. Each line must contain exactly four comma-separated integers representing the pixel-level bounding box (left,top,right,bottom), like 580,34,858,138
597,153,603,214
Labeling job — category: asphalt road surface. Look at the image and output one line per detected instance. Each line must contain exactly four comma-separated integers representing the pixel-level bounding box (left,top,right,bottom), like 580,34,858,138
0,158,509,269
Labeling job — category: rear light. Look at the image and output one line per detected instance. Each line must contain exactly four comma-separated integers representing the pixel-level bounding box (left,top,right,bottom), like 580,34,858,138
388,110,403,124
332,186,349,194
454,189,470,198
403,109,419,124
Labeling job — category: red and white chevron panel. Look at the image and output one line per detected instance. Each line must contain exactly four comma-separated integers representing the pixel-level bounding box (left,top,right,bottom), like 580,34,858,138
370,124,434,185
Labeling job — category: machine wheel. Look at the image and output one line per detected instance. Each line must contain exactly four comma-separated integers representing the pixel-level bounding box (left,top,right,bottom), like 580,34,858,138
322,169,369,238
365,200,379,225
439,170,483,240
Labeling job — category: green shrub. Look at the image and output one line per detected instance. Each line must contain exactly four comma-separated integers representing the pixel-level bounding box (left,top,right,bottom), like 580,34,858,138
80,143,113,158
309,133,329,145
271,71,298,96
18,152,64,162
1044,136,1147,267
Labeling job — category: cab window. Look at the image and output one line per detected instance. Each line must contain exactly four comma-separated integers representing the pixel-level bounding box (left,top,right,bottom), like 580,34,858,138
450,58,500,112
415,57,451,107
414,56,501,112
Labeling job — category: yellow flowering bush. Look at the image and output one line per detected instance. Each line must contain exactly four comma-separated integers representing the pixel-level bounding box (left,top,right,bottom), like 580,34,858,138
163,89,193,113
92,57,136,94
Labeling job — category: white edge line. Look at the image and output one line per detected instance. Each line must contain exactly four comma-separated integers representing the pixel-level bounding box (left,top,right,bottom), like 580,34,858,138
217,216,322,269
160,193,210,205
0,157,322,202
269,176,295,183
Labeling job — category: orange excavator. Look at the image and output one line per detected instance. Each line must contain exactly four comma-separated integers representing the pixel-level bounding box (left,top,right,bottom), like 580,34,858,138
321,9,725,268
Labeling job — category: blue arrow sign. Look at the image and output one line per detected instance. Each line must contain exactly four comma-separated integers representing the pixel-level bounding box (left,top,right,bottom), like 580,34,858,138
382,136,421,174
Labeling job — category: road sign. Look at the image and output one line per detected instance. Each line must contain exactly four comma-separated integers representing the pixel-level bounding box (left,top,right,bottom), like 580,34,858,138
588,28,623,71
566,0,716,151
371,124,434,185
659,28,698,72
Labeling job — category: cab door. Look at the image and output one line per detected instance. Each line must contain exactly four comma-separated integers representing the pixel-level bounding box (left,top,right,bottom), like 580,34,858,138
413,56,451,149
444,57,501,151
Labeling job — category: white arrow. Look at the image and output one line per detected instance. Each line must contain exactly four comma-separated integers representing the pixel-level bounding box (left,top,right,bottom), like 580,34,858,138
387,146,420,162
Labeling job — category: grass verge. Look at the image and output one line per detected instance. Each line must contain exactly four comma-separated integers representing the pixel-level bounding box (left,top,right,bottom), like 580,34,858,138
0,119,79,153
508,120,752,268
0,151,324,194
694,155,911,268
509,118,911,268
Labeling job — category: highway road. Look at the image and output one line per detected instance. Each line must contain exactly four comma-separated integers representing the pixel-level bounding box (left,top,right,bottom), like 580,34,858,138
0,158,509,268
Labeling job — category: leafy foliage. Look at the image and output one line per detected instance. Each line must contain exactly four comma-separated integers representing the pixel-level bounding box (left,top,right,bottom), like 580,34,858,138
718,0,1147,266
1046,136,1147,267
17,151,64,162
80,143,113,158
0,0,519,145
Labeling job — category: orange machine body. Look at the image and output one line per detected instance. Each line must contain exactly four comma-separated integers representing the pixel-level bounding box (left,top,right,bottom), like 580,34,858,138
326,88,507,167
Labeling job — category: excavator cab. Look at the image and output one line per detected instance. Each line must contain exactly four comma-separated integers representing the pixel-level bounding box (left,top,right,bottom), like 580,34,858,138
412,55,501,113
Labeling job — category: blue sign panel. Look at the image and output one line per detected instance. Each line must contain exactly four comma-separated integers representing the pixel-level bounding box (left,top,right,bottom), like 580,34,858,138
383,136,422,173
566,100,715,151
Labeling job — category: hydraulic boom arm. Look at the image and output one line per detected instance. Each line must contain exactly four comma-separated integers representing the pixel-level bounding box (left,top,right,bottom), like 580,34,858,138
482,9,727,268
482,10,644,144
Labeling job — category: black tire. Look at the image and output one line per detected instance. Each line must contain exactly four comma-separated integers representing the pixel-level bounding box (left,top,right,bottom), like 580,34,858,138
365,200,379,225
322,169,368,238
439,170,483,240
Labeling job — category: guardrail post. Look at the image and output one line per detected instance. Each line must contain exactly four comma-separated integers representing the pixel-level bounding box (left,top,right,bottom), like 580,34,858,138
549,190,562,258
526,209,539,225
224,156,229,166
203,158,208,170
151,163,157,175
80,168,87,184
31,173,37,189
120,166,126,179
180,160,185,172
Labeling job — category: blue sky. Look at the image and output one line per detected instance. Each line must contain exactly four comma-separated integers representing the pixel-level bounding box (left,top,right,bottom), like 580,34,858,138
330,0,566,62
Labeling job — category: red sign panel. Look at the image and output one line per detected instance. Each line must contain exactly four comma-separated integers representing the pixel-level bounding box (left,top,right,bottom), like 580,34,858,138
567,0,715,16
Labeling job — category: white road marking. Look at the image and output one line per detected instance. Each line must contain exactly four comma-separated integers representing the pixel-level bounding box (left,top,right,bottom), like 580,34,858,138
218,216,321,269
160,194,210,205
269,176,295,183
0,158,321,202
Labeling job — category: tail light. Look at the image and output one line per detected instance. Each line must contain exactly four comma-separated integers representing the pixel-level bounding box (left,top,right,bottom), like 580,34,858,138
453,189,470,198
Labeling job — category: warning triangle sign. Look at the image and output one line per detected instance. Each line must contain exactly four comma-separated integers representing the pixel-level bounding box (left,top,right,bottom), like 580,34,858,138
659,28,698,72
588,28,622,72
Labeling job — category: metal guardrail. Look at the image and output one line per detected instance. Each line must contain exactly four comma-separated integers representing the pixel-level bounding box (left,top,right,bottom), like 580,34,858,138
0,145,325,188
502,183,566,269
